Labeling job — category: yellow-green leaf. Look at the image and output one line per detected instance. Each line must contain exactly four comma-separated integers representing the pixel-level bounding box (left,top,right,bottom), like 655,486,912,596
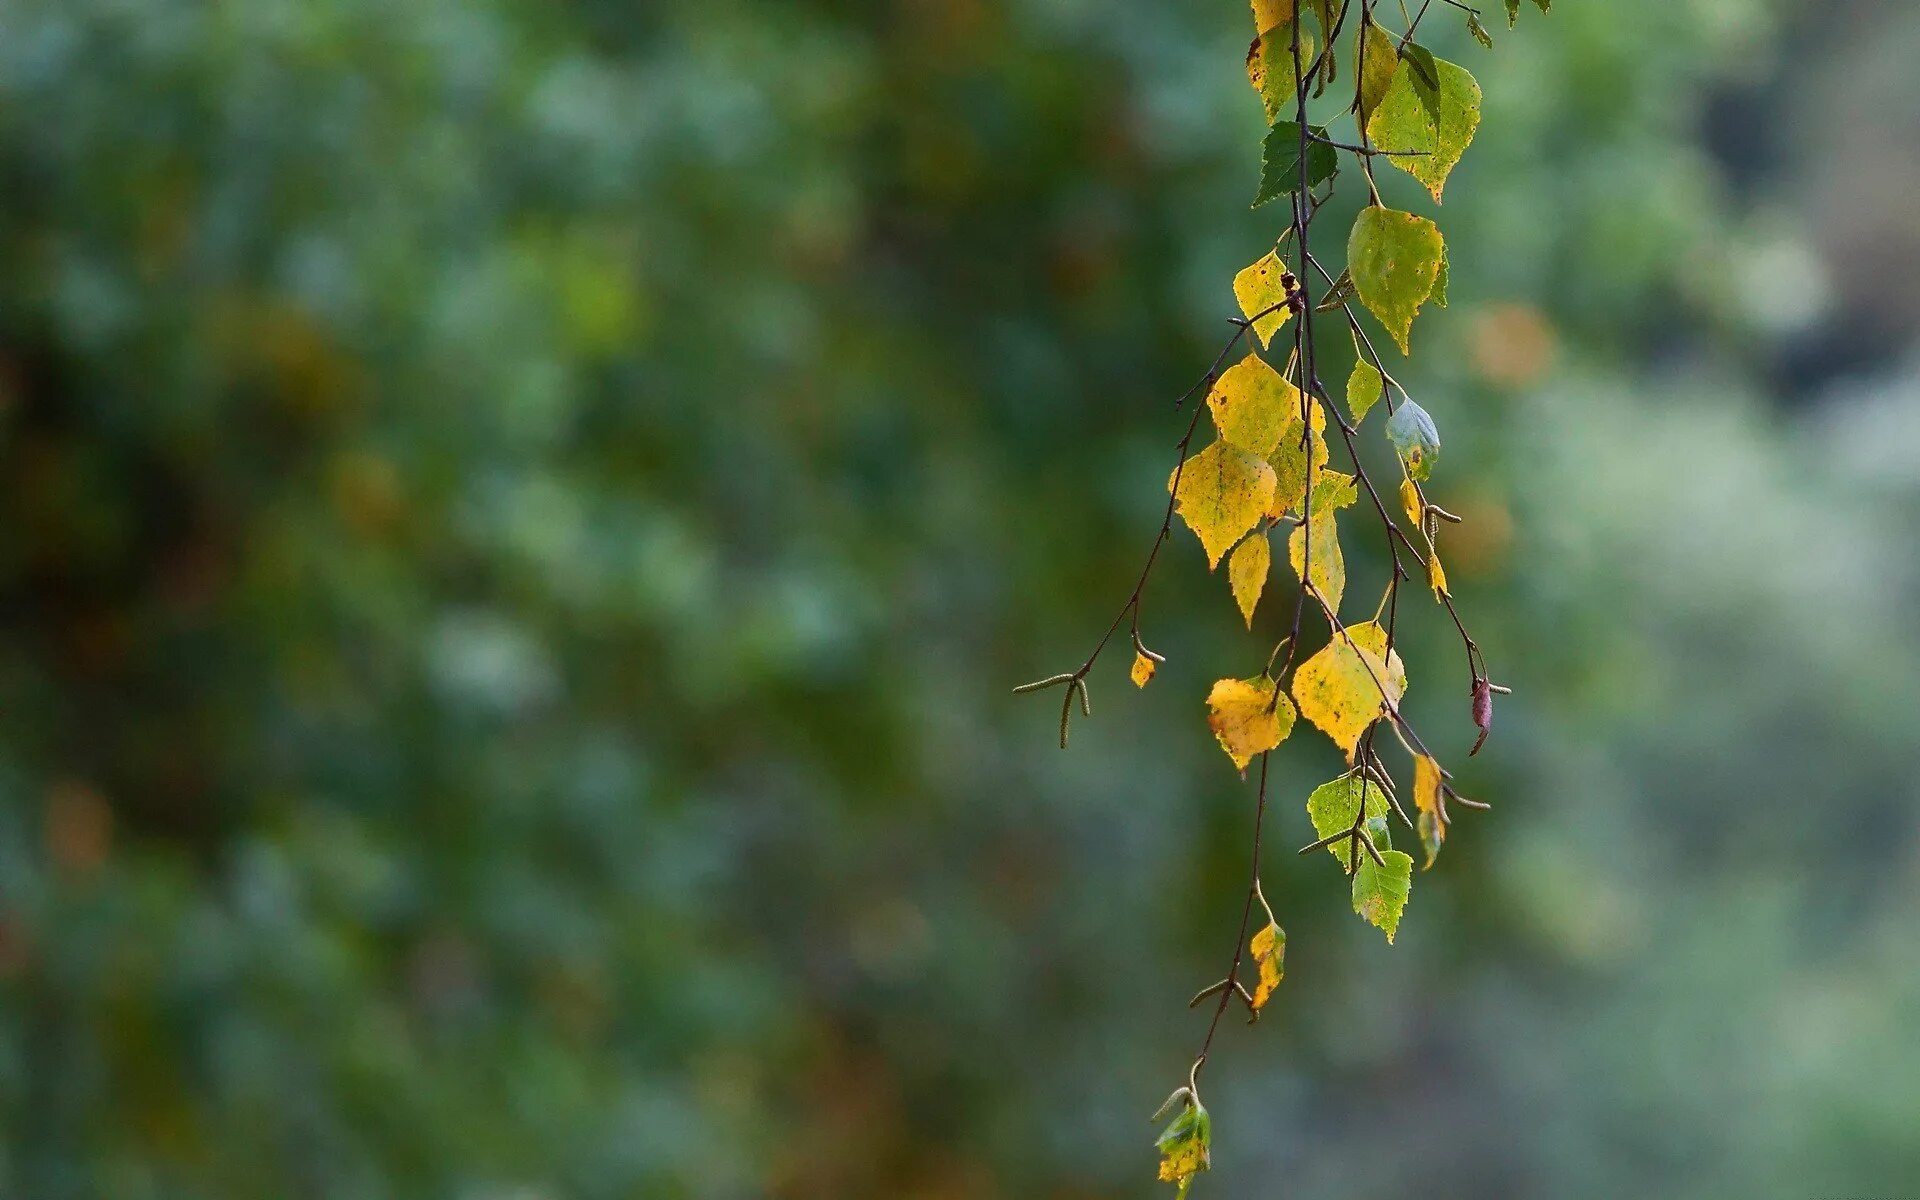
1249,921,1286,1009
1346,358,1387,424
1245,24,1318,124
1289,513,1344,614
1228,532,1271,628
1265,396,1328,518
1305,468,1358,515
1413,753,1445,867
1206,676,1295,771
1234,251,1296,349
1292,624,1404,761
1366,53,1481,203
1348,206,1445,355
1132,651,1157,689
1306,773,1391,871
1208,353,1299,456
1353,849,1413,942
1345,619,1409,698
1171,441,1277,569
1355,20,1400,123
1155,1097,1211,1197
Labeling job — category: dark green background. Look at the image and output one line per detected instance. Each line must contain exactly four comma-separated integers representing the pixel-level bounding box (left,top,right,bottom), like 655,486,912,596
2,0,1918,1196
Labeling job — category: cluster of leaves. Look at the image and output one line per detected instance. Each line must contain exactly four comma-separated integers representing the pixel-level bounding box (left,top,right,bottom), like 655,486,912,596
1017,0,1543,1192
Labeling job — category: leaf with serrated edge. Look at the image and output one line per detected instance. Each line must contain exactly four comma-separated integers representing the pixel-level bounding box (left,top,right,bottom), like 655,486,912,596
1345,619,1409,697
1292,622,1404,760
1266,396,1328,518
1234,252,1295,349
1353,850,1413,941
1246,25,1318,124
1289,470,1356,615
1207,676,1294,771
1229,533,1271,628
1348,207,1445,355
1254,121,1338,208
1367,53,1481,203
1306,774,1391,870
1289,513,1345,614
1208,354,1298,456
1346,358,1387,424
1171,441,1277,568
1355,21,1400,124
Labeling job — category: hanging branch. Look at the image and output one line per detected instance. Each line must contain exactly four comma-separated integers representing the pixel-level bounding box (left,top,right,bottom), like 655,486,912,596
1014,1,1548,1192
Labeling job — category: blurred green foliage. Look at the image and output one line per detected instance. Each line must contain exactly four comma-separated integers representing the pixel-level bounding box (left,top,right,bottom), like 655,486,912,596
1,0,1917,1197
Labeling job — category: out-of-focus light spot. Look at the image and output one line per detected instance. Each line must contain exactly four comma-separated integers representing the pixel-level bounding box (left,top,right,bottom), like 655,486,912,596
45,780,113,877
1470,302,1557,389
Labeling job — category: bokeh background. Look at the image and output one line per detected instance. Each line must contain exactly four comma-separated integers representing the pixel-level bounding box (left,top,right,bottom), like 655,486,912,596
2,0,1918,1196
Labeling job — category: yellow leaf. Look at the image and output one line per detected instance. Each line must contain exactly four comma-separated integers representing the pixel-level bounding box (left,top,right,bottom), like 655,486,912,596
1250,0,1288,33
1266,396,1329,519
1170,441,1277,569
1427,548,1448,598
1292,624,1404,761
1345,619,1409,697
1399,476,1422,530
1206,676,1295,771
1228,533,1271,628
1208,354,1301,457
1132,651,1157,689
1233,251,1295,349
1288,512,1345,614
1249,921,1286,1009
1413,753,1445,868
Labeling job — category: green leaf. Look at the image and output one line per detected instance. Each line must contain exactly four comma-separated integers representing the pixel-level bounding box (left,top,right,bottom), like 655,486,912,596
1347,206,1446,354
1506,0,1521,26
1432,243,1450,308
1386,400,1441,481
1467,13,1494,48
1366,52,1481,202
1346,358,1387,424
1254,121,1337,207
1398,42,1441,103
1534,0,1552,11
1353,850,1413,942
1306,774,1390,871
